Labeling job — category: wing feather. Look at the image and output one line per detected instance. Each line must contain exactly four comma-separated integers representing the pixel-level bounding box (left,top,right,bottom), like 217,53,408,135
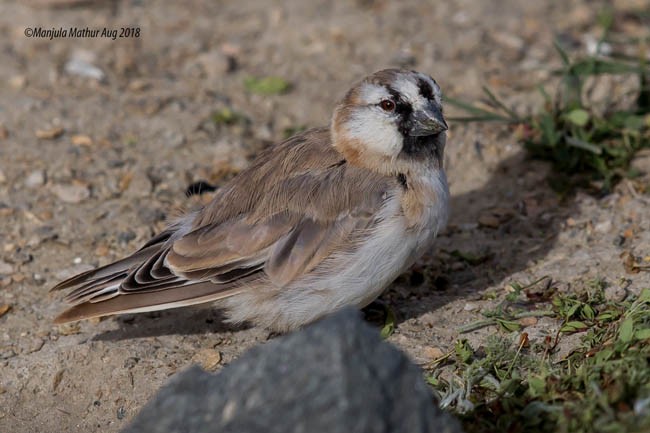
52,127,396,323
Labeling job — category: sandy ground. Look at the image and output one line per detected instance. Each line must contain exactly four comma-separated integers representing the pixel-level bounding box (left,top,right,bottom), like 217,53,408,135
1,0,649,432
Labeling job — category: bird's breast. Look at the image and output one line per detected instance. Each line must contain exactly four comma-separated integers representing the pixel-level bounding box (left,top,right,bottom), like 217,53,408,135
399,168,449,235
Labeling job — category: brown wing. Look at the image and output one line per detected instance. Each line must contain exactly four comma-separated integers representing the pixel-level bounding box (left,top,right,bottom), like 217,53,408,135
52,128,395,323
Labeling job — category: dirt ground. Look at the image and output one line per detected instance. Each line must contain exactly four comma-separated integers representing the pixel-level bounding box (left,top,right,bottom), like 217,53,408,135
1,0,649,432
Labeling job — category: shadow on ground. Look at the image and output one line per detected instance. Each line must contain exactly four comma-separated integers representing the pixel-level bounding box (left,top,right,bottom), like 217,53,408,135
93,307,251,341
387,151,578,324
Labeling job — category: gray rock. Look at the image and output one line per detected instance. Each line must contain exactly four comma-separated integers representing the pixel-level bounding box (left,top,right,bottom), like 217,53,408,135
123,309,463,433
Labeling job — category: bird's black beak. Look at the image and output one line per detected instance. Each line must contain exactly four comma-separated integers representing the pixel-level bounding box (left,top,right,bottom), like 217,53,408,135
409,103,448,137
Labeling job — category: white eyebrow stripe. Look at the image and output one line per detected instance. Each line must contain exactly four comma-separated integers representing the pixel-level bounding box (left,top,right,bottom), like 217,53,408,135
393,76,425,110
359,83,391,104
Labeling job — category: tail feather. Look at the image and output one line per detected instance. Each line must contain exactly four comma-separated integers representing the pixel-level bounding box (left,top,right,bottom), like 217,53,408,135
65,274,125,303
53,281,244,324
50,244,162,292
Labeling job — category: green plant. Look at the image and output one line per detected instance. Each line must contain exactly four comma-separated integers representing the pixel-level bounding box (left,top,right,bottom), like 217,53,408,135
426,285,650,433
447,31,650,193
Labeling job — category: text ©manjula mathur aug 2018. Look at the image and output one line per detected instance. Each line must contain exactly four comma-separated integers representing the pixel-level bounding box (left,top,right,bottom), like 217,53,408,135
24,27,140,40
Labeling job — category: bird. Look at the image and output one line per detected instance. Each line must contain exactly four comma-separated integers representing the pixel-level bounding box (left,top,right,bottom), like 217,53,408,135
51,69,449,332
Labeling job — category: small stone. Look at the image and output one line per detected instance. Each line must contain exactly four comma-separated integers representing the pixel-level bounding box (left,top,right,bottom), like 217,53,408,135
0,202,15,217
56,322,81,336
162,130,185,148
71,134,93,146
123,171,153,198
52,369,65,392
25,337,45,353
197,50,234,79
630,149,650,174
0,169,5,184
459,222,478,232
463,302,479,312
124,357,140,369
192,349,222,371
594,219,612,233
25,170,46,188
478,207,514,229
65,49,105,81
604,285,627,302
492,31,524,51
9,75,26,89
0,126,7,140
519,317,538,327
0,348,16,360
95,245,110,257
128,79,150,92
0,261,13,275
0,304,11,318
422,346,445,360
117,230,136,244
36,127,64,140
51,183,90,203
478,214,501,228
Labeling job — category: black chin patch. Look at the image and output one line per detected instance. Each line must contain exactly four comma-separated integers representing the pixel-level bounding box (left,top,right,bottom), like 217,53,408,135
401,134,443,162
402,135,431,155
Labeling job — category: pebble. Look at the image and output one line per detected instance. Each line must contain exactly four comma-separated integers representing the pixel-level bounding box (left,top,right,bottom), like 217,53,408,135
192,348,222,371
162,130,185,148
0,304,11,317
422,346,445,360
196,50,234,79
56,323,81,336
459,222,478,232
24,337,45,354
492,31,525,51
51,183,90,203
0,348,16,360
463,302,479,312
0,168,6,184
51,369,65,392
594,219,612,234
0,261,13,275
478,214,501,229
604,285,627,302
518,317,538,327
65,49,105,81
9,75,26,89
123,171,153,198
35,127,64,140
71,134,93,147
25,170,46,188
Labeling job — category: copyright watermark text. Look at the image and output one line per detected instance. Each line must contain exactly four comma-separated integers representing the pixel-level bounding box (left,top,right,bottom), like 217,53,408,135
24,27,140,40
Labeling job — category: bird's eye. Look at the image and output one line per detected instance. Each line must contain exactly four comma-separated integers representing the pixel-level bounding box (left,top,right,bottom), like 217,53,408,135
379,99,395,112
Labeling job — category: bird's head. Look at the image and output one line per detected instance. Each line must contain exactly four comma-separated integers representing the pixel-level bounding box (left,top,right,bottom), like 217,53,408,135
332,69,447,175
